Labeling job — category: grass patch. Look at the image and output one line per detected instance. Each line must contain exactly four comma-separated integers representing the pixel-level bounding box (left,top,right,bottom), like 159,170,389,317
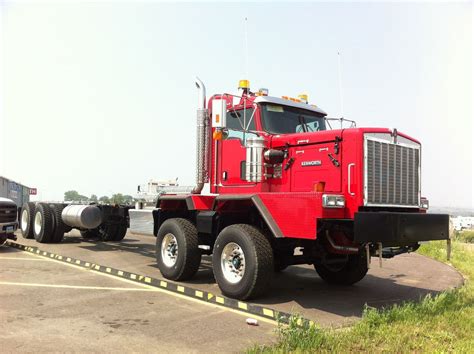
250,241,474,353
455,230,474,244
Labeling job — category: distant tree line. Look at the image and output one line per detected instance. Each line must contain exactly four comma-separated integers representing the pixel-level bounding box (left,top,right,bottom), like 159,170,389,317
64,190,135,205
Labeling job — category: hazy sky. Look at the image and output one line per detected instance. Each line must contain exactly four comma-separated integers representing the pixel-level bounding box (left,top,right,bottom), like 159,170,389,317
1,1,472,208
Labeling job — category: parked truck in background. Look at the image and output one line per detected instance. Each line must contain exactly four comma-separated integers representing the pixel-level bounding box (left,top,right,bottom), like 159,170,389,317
19,78,449,300
0,197,18,246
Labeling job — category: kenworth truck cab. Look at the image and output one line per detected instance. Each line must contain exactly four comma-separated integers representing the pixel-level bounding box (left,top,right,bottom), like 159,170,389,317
152,78,449,300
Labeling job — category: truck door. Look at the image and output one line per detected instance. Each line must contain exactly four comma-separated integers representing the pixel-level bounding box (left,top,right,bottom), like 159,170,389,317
218,107,257,189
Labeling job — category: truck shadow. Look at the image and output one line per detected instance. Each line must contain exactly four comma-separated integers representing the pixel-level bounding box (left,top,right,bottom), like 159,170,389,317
55,233,459,321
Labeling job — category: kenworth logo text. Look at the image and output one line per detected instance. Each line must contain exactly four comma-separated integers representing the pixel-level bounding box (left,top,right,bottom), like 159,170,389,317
301,160,322,167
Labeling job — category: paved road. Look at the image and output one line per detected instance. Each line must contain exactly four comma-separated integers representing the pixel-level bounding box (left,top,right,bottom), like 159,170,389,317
0,246,274,353
0,231,463,352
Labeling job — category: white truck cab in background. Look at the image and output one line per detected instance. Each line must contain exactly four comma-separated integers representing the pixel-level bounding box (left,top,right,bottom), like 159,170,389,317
0,197,18,246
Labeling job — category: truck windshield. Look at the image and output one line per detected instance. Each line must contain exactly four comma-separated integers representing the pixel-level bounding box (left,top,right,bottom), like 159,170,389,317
260,103,327,134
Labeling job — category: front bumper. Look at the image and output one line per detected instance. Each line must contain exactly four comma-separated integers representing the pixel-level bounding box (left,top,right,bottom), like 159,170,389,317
354,212,449,246
1,221,18,234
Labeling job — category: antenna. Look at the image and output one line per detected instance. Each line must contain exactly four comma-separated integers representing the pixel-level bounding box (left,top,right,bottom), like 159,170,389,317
244,17,249,80
337,51,344,129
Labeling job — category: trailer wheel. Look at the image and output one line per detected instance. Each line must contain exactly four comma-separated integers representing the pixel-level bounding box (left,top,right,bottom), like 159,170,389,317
212,224,273,300
20,202,36,239
33,203,54,243
50,204,67,243
112,224,127,241
80,229,100,239
156,218,201,281
314,251,368,285
97,224,126,242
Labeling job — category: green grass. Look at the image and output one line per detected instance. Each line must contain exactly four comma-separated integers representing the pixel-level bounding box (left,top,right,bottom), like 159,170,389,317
250,241,474,353
455,230,474,244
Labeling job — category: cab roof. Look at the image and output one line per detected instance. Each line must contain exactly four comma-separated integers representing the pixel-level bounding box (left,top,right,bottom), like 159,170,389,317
253,95,327,116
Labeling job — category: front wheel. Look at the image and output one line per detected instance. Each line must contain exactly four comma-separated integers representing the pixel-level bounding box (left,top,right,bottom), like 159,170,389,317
156,218,201,281
314,251,368,285
212,224,273,300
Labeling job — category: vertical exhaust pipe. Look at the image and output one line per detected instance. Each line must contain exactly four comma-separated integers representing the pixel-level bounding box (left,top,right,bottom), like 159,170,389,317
192,77,210,194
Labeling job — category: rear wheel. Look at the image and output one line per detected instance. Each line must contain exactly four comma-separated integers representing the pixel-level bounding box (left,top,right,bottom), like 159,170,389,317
20,202,36,239
314,251,368,285
156,218,201,281
50,204,67,243
99,224,127,241
212,224,273,300
80,229,100,239
33,203,54,243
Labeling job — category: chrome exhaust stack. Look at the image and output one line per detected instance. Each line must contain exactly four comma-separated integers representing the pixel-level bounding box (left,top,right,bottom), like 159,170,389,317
192,77,210,194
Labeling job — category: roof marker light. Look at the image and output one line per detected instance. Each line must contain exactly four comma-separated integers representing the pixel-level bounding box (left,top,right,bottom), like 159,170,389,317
257,88,269,96
238,79,250,90
298,94,308,104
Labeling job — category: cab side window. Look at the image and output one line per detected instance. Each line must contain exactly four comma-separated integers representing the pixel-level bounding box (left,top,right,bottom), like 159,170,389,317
225,108,257,143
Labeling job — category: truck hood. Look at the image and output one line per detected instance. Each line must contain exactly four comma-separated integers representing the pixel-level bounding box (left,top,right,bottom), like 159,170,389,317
270,129,344,148
0,197,16,206
270,127,420,148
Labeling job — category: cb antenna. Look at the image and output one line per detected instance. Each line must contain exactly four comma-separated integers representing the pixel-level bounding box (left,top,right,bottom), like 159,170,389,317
337,51,345,129
244,17,249,80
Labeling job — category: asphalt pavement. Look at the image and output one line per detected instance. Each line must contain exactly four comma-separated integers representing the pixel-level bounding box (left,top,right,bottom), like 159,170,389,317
0,230,464,352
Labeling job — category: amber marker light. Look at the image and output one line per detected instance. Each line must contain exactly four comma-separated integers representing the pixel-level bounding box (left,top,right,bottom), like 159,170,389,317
238,79,250,90
213,130,223,140
314,181,326,192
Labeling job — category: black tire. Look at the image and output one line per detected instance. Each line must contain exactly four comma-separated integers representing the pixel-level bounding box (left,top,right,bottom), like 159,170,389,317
112,224,128,241
314,251,368,285
80,229,100,239
212,224,274,300
33,203,54,243
156,218,201,281
20,202,36,239
50,204,67,243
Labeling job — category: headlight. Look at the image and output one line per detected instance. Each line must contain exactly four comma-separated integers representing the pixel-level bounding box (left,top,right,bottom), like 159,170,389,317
420,198,429,210
322,194,345,208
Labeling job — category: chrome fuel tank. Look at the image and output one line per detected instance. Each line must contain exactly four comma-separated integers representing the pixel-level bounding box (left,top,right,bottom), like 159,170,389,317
61,205,102,229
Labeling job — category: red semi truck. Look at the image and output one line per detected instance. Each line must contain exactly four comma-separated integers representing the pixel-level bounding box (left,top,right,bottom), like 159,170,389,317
152,78,448,300
19,78,449,300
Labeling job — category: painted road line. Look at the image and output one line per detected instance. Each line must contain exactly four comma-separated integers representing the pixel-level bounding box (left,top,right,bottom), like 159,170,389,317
6,241,308,326
0,281,158,292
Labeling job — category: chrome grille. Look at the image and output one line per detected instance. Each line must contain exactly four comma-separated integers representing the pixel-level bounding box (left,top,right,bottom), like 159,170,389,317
365,137,420,207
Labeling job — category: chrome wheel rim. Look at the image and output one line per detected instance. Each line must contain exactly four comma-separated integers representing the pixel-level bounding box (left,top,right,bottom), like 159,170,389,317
221,242,245,284
34,212,42,236
161,233,178,267
21,210,29,232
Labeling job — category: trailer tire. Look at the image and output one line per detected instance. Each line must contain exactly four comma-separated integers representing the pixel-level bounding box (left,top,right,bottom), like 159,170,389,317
33,203,54,243
80,229,100,239
314,251,368,285
212,224,273,300
156,218,201,281
112,224,128,241
50,204,67,243
20,202,36,239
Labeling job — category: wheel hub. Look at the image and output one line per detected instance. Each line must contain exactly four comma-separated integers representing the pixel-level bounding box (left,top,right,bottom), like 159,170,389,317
34,212,42,236
221,242,246,284
21,210,28,232
161,233,178,267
